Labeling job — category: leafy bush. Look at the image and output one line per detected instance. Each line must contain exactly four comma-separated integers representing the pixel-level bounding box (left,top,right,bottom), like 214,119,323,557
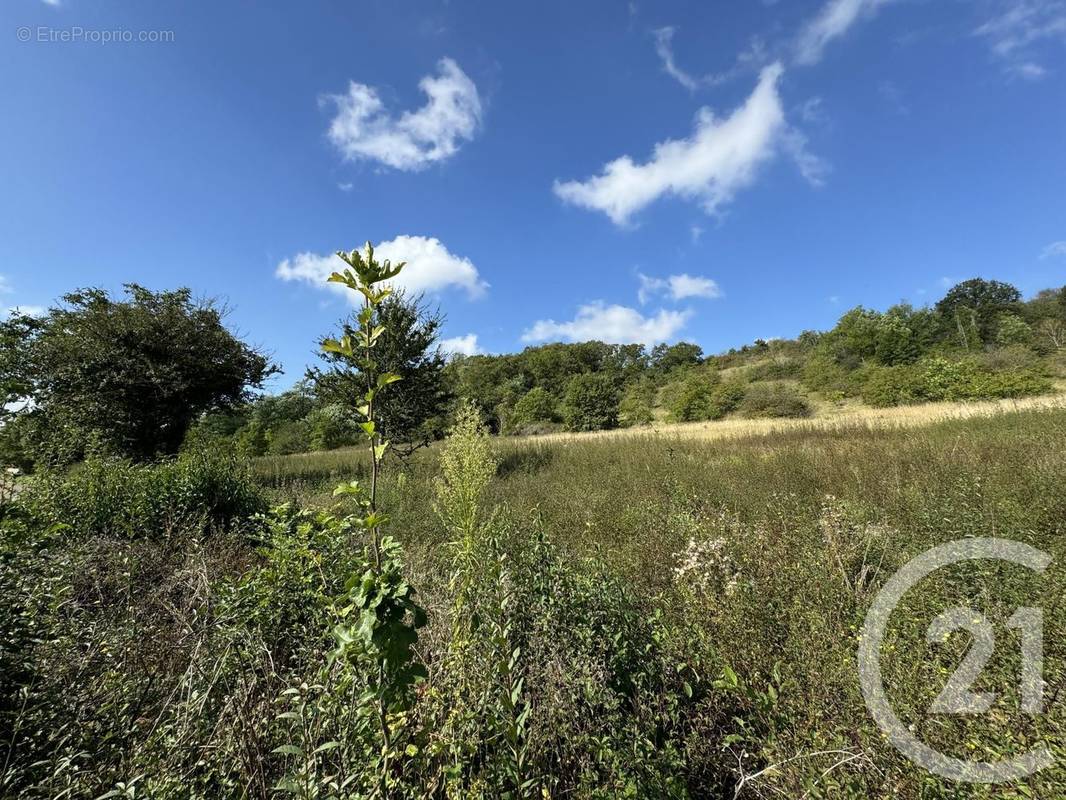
267,420,312,455
305,403,361,451
861,357,1053,407
619,380,655,427
738,382,811,418
671,374,746,422
562,373,620,432
512,386,558,429
23,452,265,540
746,358,801,381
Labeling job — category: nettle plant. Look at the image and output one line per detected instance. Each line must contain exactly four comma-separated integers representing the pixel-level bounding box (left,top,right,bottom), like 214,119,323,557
276,243,427,798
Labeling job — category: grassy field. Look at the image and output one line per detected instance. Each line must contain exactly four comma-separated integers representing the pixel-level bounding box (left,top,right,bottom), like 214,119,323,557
241,399,1066,797
5,400,1065,797
252,391,1066,486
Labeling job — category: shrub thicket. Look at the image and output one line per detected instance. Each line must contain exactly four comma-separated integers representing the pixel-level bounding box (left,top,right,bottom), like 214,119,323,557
738,382,811,418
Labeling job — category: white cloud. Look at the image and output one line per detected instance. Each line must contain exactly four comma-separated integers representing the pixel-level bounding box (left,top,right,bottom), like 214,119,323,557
796,0,894,65
439,333,483,356
325,58,481,171
654,27,704,91
41,0,60,5
653,27,765,91
0,276,11,294
275,235,487,301
553,63,788,225
975,1,1066,79
782,127,830,187
523,302,691,346
1040,241,1066,259
638,273,722,304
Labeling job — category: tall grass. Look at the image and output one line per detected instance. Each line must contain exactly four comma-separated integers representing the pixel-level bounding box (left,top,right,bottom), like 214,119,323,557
3,405,1064,797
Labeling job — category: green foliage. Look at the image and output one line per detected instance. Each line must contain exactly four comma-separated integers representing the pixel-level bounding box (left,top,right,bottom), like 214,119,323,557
15,285,275,465
651,341,704,374
936,277,1022,346
861,356,1054,407
618,379,655,427
562,373,620,432
306,403,362,451
309,291,450,454
271,242,428,798
995,313,1033,346
738,382,811,418
670,373,746,422
511,386,557,430
22,451,265,540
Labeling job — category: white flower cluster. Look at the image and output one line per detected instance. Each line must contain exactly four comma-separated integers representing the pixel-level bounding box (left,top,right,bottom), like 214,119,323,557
672,519,741,598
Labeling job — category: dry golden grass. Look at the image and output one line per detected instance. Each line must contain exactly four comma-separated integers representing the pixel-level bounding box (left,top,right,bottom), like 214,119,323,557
528,392,1066,445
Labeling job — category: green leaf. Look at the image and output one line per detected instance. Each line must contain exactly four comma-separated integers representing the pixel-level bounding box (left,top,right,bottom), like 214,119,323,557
373,442,389,461
376,372,402,389
272,745,304,756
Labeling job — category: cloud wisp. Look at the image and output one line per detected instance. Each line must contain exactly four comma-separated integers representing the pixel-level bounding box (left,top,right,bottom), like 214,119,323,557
1040,241,1066,259
653,26,765,90
553,63,788,225
276,235,487,302
325,58,482,171
975,0,1066,79
795,0,895,65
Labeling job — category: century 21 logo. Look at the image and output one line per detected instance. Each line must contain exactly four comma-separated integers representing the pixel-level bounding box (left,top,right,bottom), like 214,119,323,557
858,538,1054,783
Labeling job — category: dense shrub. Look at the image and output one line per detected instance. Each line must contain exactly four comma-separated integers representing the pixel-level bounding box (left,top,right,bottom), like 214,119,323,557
305,403,361,451
738,382,811,418
671,374,746,422
669,374,715,422
861,357,1053,407
562,373,620,431
22,452,265,540
618,380,655,427
746,358,801,381
512,386,557,427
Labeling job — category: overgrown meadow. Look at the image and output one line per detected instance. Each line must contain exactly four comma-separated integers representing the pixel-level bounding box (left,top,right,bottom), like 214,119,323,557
2,404,1064,798
2,254,1065,798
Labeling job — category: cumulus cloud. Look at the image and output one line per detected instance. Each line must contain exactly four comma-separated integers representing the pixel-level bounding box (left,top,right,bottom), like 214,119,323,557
522,302,691,346
439,333,483,356
638,273,722,304
553,63,787,225
975,0,1066,79
276,235,487,301
796,0,894,65
1040,241,1066,259
325,58,482,171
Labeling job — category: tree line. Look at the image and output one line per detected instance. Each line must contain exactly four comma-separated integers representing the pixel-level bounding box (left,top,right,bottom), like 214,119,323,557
1,278,1063,467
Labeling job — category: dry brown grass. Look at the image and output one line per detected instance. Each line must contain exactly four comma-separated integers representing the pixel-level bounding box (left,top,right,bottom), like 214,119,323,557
527,392,1066,445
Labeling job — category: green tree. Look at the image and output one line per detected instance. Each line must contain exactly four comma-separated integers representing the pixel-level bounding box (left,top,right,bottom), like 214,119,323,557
936,278,1022,347
309,291,450,454
512,386,557,428
618,379,655,427
17,286,274,463
561,373,620,431
650,341,703,374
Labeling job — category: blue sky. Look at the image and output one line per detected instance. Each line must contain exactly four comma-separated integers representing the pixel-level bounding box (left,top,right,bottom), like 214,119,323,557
3,0,1065,389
